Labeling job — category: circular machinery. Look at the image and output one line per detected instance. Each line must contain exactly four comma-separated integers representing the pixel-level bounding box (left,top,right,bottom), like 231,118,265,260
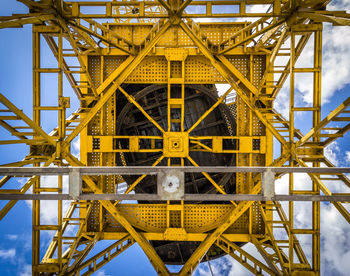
114,83,237,264
83,26,268,270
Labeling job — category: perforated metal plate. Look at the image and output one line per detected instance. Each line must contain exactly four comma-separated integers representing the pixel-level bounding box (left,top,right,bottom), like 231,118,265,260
83,23,269,236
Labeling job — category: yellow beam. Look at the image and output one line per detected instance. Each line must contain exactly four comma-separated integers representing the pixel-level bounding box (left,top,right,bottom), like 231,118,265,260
187,86,234,133
297,96,350,147
64,153,170,276
114,155,164,205
186,155,232,199
0,93,56,146
217,55,258,95
298,11,350,26
178,183,261,276
64,20,172,145
296,158,350,224
219,17,285,54
117,86,165,133
100,232,251,242
216,237,277,275
180,20,288,145
0,155,55,221
0,14,55,29
71,235,135,276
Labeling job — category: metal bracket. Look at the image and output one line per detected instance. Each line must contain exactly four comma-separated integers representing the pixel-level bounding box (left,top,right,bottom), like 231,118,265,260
69,168,82,200
157,169,184,200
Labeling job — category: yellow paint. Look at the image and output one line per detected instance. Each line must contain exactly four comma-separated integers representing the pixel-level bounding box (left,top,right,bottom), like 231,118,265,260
1,1,348,275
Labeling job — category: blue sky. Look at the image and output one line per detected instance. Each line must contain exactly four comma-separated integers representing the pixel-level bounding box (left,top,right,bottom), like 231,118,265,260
0,1,350,275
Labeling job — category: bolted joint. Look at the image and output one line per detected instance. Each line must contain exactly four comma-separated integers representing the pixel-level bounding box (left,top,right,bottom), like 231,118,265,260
262,169,275,200
170,16,182,25
59,96,70,109
157,169,184,200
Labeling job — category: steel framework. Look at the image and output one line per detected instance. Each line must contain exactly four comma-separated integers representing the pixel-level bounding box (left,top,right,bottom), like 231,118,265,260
0,0,350,275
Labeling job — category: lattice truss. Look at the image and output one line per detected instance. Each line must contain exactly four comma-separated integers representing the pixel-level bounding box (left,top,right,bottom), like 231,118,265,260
0,0,350,275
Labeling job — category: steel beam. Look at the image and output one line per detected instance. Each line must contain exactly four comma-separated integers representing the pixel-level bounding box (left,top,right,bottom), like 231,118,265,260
1,166,349,175
1,193,350,202
179,184,261,276
63,155,171,276
0,93,56,146
179,20,288,145
64,20,172,145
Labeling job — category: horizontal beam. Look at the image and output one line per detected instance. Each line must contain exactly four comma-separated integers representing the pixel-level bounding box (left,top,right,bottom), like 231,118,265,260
63,1,278,19
85,135,265,154
1,193,350,202
100,232,251,242
0,166,349,176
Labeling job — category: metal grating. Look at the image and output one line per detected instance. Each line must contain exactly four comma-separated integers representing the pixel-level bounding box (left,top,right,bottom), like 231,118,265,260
104,56,128,80
107,23,248,47
127,56,168,83
100,204,265,234
88,56,101,88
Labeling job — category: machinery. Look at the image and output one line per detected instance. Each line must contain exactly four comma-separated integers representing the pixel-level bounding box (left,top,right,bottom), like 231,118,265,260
0,0,350,275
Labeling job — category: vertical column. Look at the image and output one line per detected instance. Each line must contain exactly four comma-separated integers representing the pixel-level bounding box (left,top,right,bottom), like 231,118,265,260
248,54,253,234
288,26,323,274
288,31,296,272
99,54,104,232
312,27,322,275
265,47,274,235
80,55,89,231
165,49,188,166
32,28,41,276
166,61,185,134
165,49,188,229
57,29,64,268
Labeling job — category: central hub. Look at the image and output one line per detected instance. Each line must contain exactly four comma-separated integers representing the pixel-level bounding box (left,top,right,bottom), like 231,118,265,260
163,132,189,157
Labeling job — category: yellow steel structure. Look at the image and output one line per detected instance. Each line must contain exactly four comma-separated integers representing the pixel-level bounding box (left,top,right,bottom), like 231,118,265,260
0,0,350,275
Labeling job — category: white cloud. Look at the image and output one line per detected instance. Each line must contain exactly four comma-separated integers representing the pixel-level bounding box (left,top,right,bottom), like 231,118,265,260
95,270,111,276
274,86,290,118
18,264,31,276
24,174,71,225
275,158,350,276
6,234,18,241
195,254,251,276
244,4,271,24
72,137,80,159
345,151,350,163
194,243,269,276
0,248,16,260
23,168,80,257
275,6,350,116
294,24,350,105
324,141,341,166
215,84,237,104
272,4,350,273
321,204,350,275
328,0,350,14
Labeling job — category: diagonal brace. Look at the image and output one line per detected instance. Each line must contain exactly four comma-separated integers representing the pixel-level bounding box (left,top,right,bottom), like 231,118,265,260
0,93,56,146
180,20,288,146
64,20,172,145
64,152,170,276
